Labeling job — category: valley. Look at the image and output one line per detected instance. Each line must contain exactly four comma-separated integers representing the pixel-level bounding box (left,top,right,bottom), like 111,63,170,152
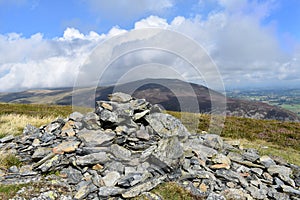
227,88,300,117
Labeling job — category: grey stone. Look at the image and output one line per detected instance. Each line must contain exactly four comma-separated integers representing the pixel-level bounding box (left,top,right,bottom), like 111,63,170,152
19,165,37,176
145,113,190,139
0,135,14,143
105,161,124,174
211,154,231,169
102,171,121,187
108,92,132,103
206,192,226,200
99,109,118,124
23,124,40,135
110,144,131,161
60,167,82,184
117,173,143,187
136,126,150,140
82,112,101,130
8,165,19,173
81,147,110,154
52,141,81,154
274,177,285,187
246,185,268,199
77,129,115,147
152,136,183,170
122,175,167,198
268,165,295,187
242,148,260,162
40,132,56,143
98,186,124,197
281,185,300,195
133,110,149,121
221,189,249,200
259,155,276,168
76,152,109,166
143,192,163,200
215,169,248,187
32,152,56,169
74,181,90,200
268,187,290,200
201,134,224,150
32,147,52,160
183,137,218,159
44,122,62,133
37,154,62,172
130,98,149,110
227,152,243,162
69,112,84,121
89,170,102,187
250,168,263,176
150,104,162,113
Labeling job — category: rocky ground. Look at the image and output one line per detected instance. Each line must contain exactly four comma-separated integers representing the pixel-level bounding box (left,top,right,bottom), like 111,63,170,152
0,93,299,200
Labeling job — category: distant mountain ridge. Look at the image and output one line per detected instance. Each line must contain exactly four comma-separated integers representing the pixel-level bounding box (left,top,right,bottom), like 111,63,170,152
0,79,299,121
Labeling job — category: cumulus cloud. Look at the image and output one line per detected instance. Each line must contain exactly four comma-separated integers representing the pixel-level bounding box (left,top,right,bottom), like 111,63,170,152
0,26,128,91
1,0,300,91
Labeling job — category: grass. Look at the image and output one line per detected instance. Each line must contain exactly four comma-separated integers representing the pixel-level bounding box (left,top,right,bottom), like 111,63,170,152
0,103,72,137
224,138,300,166
167,111,300,151
135,182,203,200
0,114,56,137
0,102,72,117
0,184,27,200
0,153,22,169
0,182,71,200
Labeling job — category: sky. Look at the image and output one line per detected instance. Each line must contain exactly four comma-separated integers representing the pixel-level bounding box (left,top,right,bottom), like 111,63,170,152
0,0,300,92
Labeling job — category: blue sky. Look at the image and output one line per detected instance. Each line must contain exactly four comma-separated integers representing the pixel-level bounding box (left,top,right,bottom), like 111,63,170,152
0,0,300,91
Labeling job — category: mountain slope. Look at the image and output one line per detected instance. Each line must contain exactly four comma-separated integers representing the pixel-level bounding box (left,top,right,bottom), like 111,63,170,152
0,79,299,121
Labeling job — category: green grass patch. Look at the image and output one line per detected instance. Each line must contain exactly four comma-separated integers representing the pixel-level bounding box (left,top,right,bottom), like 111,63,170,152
0,154,22,169
134,182,202,200
0,184,27,200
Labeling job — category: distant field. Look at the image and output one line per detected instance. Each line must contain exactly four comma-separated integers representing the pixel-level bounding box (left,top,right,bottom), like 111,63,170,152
280,104,300,116
227,88,300,117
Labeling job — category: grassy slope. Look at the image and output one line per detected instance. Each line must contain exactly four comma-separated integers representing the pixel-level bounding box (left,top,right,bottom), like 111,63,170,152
0,103,299,199
167,111,300,165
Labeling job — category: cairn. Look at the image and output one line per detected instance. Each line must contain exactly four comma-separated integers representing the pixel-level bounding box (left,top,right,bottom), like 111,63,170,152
0,93,299,199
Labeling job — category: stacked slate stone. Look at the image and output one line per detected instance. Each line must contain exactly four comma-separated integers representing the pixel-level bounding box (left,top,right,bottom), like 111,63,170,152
0,92,299,200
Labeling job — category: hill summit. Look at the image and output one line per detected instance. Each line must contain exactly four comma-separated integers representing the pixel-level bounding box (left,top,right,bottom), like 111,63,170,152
0,93,299,199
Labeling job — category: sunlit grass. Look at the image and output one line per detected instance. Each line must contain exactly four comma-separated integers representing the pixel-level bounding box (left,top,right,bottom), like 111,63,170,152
0,114,56,137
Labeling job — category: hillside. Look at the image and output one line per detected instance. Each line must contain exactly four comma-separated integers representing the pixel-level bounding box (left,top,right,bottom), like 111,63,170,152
0,96,299,199
0,79,299,121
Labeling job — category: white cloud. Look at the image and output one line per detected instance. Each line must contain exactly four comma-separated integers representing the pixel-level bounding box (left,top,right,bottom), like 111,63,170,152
134,15,169,29
1,0,300,92
0,26,126,92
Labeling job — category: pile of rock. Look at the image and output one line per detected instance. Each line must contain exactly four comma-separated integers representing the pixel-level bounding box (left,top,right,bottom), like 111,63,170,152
0,93,299,200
